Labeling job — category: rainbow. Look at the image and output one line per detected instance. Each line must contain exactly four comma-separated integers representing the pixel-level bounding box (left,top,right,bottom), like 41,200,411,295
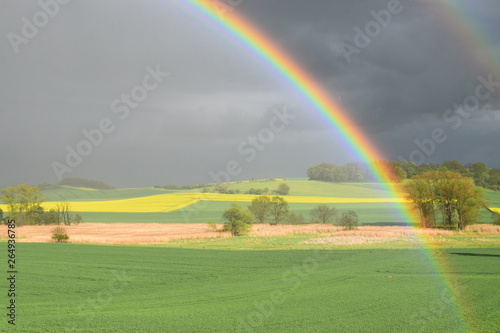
173,0,471,330
177,0,413,221
430,0,500,75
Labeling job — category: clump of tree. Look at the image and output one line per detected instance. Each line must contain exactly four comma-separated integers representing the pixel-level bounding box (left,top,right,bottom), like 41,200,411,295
1,184,45,226
58,177,114,190
395,160,500,190
404,171,486,230
310,204,337,224
307,162,368,183
221,203,253,236
338,211,358,230
213,183,240,194
0,184,82,226
275,183,290,195
247,195,290,225
307,160,500,190
245,188,270,195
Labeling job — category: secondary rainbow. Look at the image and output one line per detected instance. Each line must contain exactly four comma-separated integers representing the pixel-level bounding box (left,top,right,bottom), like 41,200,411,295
175,0,469,329
430,0,500,75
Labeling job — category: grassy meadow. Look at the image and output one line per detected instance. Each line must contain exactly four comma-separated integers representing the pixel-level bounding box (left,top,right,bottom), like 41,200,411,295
1,179,500,332
9,243,500,332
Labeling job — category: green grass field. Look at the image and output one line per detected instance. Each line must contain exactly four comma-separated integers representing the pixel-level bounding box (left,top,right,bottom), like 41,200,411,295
9,243,500,332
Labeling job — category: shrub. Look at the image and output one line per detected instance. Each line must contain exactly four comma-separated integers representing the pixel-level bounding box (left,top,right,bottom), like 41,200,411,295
214,183,230,194
207,222,219,231
338,211,358,230
276,183,290,195
51,226,69,243
221,203,253,236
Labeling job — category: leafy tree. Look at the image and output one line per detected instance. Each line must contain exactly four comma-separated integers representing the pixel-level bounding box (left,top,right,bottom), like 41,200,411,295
469,162,490,187
287,213,305,225
248,195,272,223
489,169,500,190
0,207,3,223
399,160,418,179
453,179,485,230
221,203,253,236
74,214,82,224
310,204,337,224
0,184,45,225
269,196,289,225
403,177,437,228
338,211,358,230
276,183,290,195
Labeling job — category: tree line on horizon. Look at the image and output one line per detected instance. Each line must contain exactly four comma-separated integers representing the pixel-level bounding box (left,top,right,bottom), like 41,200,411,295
307,160,500,190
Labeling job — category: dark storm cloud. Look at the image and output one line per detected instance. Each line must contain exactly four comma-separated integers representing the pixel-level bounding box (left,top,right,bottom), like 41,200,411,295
1,0,499,187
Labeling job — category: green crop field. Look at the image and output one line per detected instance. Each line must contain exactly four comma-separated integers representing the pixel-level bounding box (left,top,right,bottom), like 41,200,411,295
2,179,499,224
37,180,500,224
9,243,500,332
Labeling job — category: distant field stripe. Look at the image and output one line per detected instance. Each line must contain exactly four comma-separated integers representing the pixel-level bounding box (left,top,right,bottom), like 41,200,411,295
60,186,98,191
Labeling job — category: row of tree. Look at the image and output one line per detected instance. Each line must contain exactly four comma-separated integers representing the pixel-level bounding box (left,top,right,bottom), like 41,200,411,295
0,184,81,226
307,160,500,190
216,196,358,236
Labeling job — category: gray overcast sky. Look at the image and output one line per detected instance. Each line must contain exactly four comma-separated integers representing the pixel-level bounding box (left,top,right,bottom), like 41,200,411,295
1,0,499,187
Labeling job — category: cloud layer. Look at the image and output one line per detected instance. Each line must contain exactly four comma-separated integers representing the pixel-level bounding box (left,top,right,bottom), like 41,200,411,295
1,0,499,187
